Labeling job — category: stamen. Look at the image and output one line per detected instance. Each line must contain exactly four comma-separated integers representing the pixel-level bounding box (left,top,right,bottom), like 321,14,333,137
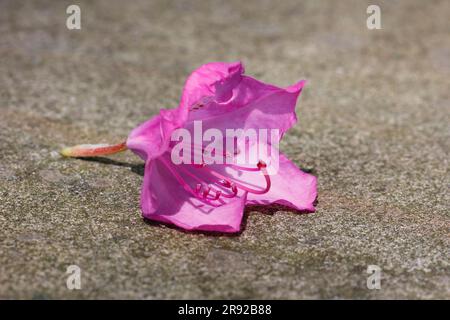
165,155,271,205
202,185,211,198
164,138,272,205
198,160,271,195
177,165,237,200
159,158,223,207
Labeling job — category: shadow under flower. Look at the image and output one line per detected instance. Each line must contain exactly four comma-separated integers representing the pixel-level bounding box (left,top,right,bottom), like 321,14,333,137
76,156,318,236
77,156,145,176
143,203,316,237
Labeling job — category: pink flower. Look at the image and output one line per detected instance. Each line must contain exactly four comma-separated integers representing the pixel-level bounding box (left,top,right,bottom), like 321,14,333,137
126,62,317,233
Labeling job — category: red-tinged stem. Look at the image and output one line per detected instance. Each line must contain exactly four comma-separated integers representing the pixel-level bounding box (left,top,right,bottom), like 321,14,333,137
60,141,128,158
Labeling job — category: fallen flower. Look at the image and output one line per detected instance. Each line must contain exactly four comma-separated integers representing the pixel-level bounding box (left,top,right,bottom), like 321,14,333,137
61,62,317,233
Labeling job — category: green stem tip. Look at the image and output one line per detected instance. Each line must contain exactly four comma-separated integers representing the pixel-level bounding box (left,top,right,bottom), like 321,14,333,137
60,141,128,158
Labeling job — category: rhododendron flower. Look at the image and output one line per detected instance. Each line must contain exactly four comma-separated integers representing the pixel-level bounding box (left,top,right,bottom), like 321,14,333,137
61,62,317,233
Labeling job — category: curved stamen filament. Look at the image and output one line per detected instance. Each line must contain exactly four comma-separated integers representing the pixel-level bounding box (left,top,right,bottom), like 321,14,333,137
218,182,238,198
198,161,271,195
159,157,224,207
176,164,238,200
162,156,271,205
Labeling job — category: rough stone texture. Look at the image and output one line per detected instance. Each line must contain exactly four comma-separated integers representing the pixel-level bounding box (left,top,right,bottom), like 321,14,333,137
0,0,448,299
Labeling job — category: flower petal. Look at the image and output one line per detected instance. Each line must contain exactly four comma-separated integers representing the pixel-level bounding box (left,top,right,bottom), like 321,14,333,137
140,158,247,233
126,115,164,161
181,61,244,114
126,62,244,161
219,141,317,212
245,153,317,211
188,75,306,140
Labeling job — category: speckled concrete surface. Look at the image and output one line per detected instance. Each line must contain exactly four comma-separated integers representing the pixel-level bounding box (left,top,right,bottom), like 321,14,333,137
0,0,449,299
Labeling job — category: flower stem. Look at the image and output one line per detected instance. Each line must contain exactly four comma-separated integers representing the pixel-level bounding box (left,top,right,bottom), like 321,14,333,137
60,141,127,158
